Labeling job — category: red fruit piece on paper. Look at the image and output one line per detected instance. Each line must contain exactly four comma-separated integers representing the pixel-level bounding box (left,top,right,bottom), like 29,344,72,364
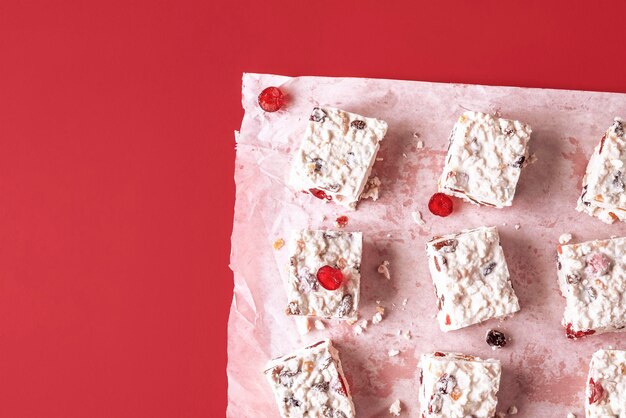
258,86,285,112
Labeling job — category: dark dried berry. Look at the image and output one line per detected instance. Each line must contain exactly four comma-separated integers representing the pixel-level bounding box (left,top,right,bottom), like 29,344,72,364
435,373,457,394
503,127,515,135
613,171,624,191
486,329,507,348
566,274,580,285
512,155,525,168
432,239,458,253
482,262,497,276
311,158,323,172
433,352,446,357
286,302,301,315
284,396,301,408
350,120,366,130
312,381,329,392
310,107,327,122
419,369,423,384
584,286,598,302
337,294,353,317
613,119,624,136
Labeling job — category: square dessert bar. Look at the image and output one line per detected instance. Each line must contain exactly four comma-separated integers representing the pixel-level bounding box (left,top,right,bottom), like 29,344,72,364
438,111,532,208
419,352,501,418
577,118,626,223
585,349,626,417
557,235,626,339
426,226,520,331
265,339,355,418
285,230,361,320
290,107,388,209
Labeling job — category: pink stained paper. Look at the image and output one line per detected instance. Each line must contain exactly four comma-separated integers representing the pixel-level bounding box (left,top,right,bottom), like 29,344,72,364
228,73,626,417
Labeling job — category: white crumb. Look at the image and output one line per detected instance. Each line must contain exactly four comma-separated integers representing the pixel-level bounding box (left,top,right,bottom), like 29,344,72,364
295,317,312,334
376,157,384,161
495,413,506,418
566,413,576,418
402,153,407,158
314,320,325,330
372,312,383,325
416,140,424,149
528,153,538,165
402,330,411,340
502,222,507,226
413,132,421,139
361,176,381,201
378,260,391,280
411,211,426,226
514,223,521,230
359,319,368,330
402,298,408,307
389,399,402,416
388,349,400,357
346,316,358,326
387,233,392,238
376,300,381,305
353,325,363,336
507,405,518,415
559,233,572,244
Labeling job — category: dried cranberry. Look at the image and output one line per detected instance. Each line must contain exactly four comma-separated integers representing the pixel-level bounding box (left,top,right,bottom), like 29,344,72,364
419,369,423,384
310,107,327,122
566,273,580,285
309,188,332,201
435,373,457,394
586,253,612,276
317,266,343,290
284,396,301,407
486,329,507,348
588,378,605,404
428,193,454,217
350,120,366,130
512,156,525,168
433,352,446,357
566,323,596,339
482,262,497,276
335,216,348,228
258,87,285,112
432,239,457,253
445,314,451,326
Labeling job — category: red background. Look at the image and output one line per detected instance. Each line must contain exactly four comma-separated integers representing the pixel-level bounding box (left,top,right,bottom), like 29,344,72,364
1,1,625,417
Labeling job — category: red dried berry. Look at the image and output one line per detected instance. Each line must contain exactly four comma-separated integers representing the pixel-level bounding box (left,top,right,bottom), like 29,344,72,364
566,323,596,339
588,378,605,404
309,188,332,201
586,253,612,276
428,193,454,217
335,216,348,228
258,86,285,112
445,314,451,326
316,265,343,290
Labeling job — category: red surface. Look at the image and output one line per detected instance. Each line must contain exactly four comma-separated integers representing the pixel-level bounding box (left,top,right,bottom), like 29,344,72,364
1,1,626,417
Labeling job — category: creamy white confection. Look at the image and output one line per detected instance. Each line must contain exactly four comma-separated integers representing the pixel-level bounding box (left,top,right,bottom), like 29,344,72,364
585,349,626,417
285,230,361,320
577,118,626,223
419,352,501,418
557,236,626,338
426,226,520,331
265,339,355,418
290,107,387,209
438,111,532,208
